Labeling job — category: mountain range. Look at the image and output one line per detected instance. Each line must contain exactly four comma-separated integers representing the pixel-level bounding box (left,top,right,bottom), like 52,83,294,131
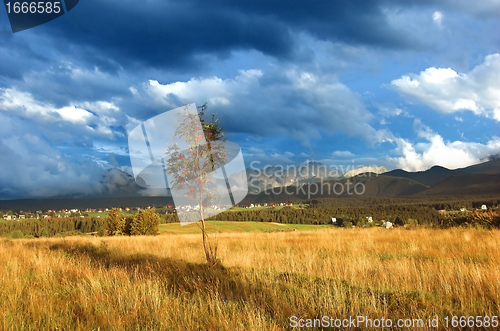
241,157,500,204
0,158,499,210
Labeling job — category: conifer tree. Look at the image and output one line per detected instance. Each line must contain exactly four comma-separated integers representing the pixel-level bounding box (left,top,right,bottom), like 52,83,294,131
105,208,126,236
131,208,160,235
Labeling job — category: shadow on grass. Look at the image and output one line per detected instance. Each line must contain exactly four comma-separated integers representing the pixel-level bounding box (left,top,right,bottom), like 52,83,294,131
47,241,295,324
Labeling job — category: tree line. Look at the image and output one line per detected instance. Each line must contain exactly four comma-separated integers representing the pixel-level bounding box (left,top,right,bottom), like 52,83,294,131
0,208,162,238
0,217,105,238
211,197,500,228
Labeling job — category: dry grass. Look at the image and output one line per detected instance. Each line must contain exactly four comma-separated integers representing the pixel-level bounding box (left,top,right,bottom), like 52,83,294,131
1,228,500,330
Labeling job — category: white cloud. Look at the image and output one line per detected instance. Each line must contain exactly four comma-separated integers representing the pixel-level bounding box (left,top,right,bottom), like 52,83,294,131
124,114,143,134
388,122,500,171
0,87,146,198
0,88,134,141
0,88,94,125
391,54,500,121
75,100,120,114
0,111,143,198
0,130,105,198
432,11,443,27
332,150,355,158
138,68,389,145
378,105,409,117
145,70,263,108
245,147,295,165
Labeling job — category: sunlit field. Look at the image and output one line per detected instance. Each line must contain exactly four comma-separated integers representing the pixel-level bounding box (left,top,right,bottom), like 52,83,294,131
1,227,500,330
159,220,329,234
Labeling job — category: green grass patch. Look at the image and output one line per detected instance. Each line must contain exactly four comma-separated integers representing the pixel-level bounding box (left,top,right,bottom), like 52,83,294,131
159,221,331,234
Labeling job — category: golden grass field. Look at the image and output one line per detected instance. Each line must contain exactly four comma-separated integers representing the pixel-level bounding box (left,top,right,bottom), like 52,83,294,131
1,226,500,330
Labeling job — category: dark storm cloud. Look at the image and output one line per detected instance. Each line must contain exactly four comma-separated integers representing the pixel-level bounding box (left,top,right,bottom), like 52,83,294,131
0,34,50,80
202,0,412,48
2,0,497,80
386,0,500,18
45,0,293,71
40,0,419,72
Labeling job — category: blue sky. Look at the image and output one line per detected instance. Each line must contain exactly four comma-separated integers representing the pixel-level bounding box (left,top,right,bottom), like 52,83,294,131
0,0,499,199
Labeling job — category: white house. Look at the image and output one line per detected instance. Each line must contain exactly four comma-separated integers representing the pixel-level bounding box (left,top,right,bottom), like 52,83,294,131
382,221,393,229
366,216,373,222
481,205,487,210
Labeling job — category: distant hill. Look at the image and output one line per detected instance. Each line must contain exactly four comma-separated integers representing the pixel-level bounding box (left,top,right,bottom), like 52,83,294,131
382,165,464,187
459,158,500,175
416,174,500,196
481,153,500,162
240,174,427,204
241,157,500,204
382,158,500,187
352,175,428,196
368,158,500,197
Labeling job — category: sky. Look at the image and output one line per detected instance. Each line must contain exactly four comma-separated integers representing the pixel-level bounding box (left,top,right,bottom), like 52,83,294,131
0,0,499,199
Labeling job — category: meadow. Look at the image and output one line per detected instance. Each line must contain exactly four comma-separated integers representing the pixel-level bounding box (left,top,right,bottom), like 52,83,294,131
159,220,329,234
1,226,499,330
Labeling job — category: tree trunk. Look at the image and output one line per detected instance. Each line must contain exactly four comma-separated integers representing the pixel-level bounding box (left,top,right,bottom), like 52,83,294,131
200,200,217,265
201,218,209,262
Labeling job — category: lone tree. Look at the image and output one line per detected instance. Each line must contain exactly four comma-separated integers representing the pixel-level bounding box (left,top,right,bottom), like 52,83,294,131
165,103,227,266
